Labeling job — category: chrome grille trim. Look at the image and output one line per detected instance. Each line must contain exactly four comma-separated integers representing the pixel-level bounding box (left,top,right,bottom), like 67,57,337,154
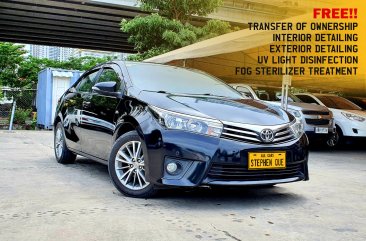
221,132,261,142
221,120,297,144
275,129,291,136
302,110,330,115
223,127,258,137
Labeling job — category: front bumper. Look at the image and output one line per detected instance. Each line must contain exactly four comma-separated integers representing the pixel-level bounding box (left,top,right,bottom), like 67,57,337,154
140,118,309,187
339,121,366,137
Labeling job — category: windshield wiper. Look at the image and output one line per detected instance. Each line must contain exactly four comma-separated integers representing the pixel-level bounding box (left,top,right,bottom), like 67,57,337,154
184,93,230,98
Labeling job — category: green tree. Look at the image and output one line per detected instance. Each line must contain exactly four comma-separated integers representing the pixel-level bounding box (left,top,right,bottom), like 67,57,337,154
140,0,223,22
0,41,117,88
17,57,61,88
0,42,26,87
17,55,114,87
62,56,115,71
121,14,238,60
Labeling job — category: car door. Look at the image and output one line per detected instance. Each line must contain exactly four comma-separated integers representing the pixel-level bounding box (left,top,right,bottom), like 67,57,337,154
61,69,100,152
80,65,123,160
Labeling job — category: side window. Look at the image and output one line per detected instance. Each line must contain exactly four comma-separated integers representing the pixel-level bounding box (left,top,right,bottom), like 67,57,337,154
96,68,121,89
77,70,99,92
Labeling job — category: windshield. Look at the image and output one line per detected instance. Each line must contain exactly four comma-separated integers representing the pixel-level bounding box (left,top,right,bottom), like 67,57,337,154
253,87,302,102
316,95,362,110
125,63,243,99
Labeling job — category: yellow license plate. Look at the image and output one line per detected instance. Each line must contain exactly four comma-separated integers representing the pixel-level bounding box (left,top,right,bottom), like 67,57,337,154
248,152,286,170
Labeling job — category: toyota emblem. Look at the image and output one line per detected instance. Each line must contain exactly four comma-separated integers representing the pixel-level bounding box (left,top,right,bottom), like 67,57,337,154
260,129,274,143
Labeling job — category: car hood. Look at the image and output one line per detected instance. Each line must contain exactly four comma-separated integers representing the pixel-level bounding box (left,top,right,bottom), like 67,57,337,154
336,109,366,117
138,91,293,125
265,101,330,112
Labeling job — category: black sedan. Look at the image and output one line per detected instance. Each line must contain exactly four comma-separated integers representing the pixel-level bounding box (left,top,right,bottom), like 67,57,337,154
54,61,309,198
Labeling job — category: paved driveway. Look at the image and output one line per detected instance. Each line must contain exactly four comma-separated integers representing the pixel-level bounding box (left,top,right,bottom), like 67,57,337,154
0,131,365,241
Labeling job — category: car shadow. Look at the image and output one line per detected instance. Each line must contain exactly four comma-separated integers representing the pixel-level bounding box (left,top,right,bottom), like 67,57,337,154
73,158,306,209
309,139,366,152
155,186,306,208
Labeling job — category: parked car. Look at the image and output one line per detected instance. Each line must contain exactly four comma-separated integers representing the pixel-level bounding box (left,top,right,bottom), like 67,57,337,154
344,96,366,110
230,84,335,146
54,61,309,198
295,93,366,146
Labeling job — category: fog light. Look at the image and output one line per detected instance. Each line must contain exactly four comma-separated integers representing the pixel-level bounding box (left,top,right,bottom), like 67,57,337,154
166,162,178,174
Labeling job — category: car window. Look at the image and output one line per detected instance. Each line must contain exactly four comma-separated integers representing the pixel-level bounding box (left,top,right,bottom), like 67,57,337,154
125,63,242,99
253,87,301,102
296,95,319,104
96,68,121,89
347,98,366,109
77,70,99,92
315,95,362,110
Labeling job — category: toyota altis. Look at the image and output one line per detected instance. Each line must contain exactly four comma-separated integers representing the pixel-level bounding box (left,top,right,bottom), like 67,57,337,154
54,61,309,198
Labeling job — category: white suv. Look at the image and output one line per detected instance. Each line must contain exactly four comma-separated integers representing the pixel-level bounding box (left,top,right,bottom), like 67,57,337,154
230,84,335,146
295,93,366,146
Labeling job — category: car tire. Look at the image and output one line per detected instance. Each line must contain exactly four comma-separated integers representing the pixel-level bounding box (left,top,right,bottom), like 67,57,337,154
54,122,77,164
108,131,157,198
326,126,342,148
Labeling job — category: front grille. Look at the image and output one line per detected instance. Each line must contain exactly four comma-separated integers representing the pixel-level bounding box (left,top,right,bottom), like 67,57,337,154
302,110,330,115
207,162,304,181
305,119,330,125
221,124,296,144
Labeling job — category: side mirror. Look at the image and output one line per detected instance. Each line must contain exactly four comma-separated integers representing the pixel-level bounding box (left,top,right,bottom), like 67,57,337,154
92,81,120,97
238,91,253,99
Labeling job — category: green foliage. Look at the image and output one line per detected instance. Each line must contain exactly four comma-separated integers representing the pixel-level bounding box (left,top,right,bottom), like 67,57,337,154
121,14,238,60
0,42,115,88
0,42,26,87
11,108,32,125
140,0,223,22
18,56,114,87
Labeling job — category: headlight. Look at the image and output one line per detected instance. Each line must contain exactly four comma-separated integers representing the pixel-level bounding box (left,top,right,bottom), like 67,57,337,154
290,121,304,138
341,112,365,122
288,109,302,118
150,106,223,137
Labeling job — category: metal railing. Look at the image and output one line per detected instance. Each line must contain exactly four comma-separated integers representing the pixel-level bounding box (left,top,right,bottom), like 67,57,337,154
0,88,37,130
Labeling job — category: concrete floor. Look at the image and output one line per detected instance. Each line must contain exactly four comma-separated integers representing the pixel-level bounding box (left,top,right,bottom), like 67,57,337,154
0,131,365,241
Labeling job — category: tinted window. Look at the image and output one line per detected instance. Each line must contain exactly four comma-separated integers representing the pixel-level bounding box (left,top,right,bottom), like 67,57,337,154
126,63,242,99
347,97,366,109
253,87,302,102
296,95,319,104
77,70,99,92
96,68,121,89
316,95,362,110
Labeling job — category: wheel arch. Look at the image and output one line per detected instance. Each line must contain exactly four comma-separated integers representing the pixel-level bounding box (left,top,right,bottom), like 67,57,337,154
113,116,144,143
53,113,63,130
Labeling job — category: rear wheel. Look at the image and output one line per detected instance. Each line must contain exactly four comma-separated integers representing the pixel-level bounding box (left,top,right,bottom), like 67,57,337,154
54,122,76,164
109,131,157,198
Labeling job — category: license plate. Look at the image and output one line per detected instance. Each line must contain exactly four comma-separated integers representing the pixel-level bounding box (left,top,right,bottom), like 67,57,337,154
315,127,328,134
248,152,286,170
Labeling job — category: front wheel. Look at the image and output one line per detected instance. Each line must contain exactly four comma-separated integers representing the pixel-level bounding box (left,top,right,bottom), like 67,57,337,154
108,131,157,198
54,122,76,164
326,127,342,148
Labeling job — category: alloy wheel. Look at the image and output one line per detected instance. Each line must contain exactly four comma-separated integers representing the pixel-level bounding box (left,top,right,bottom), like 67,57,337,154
114,140,149,190
55,127,64,158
